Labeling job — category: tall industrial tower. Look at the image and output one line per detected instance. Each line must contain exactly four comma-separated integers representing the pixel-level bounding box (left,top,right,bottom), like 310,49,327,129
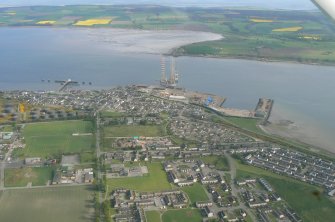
160,55,179,88
169,57,176,86
160,56,167,85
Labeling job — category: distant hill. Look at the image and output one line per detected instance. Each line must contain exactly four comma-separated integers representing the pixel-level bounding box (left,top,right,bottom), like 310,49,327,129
0,0,317,10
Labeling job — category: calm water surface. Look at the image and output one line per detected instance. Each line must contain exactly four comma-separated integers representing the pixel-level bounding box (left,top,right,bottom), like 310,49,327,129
0,27,334,150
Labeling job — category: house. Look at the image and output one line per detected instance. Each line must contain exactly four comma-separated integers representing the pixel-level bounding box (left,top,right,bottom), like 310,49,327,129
328,189,335,197
197,160,205,168
240,209,247,217
273,210,285,219
218,211,227,219
163,162,174,171
201,178,218,185
177,180,194,187
168,171,179,183
196,201,213,208
136,199,155,207
203,206,214,218
84,171,94,183
25,157,42,165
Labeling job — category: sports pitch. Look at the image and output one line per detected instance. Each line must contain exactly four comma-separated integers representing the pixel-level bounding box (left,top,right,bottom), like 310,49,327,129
0,186,94,222
17,120,94,158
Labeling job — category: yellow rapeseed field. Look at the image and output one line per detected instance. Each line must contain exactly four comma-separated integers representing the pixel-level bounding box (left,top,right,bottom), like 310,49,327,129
73,18,111,26
250,18,273,23
36,20,56,25
6,11,16,15
299,35,321,40
272,26,303,32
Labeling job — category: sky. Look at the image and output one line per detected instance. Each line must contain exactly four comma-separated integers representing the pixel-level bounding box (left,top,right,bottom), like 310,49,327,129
0,0,318,10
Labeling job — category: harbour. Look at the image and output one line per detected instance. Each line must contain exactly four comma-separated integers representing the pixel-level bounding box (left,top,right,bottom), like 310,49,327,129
0,27,334,152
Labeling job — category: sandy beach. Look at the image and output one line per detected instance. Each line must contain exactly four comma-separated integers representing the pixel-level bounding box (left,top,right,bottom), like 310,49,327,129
83,28,223,54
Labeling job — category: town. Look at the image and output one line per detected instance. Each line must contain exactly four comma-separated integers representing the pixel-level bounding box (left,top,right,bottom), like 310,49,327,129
0,85,334,222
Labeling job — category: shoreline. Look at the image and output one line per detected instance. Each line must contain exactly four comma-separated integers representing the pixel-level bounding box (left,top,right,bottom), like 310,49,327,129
1,25,334,67
261,103,335,155
171,51,335,67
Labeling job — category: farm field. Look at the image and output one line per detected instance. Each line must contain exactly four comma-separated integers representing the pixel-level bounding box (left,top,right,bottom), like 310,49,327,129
0,186,94,222
162,209,202,222
103,125,164,137
145,211,161,222
181,183,209,206
236,162,335,222
107,162,171,192
4,167,53,187
74,18,111,26
1,6,335,64
15,120,94,158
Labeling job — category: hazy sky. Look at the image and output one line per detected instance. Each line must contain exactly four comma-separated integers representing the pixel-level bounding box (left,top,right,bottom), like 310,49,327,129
0,0,318,10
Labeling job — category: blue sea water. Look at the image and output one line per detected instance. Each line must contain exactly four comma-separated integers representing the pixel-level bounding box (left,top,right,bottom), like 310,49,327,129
0,27,334,150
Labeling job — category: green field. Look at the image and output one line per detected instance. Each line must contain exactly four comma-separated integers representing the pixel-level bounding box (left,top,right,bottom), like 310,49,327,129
107,162,171,192
201,155,229,171
0,186,94,222
236,162,335,222
1,6,335,64
5,167,53,187
0,125,13,132
15,120,94,158
145,211,161,222
101,111,126,118
181,183,209,206
162,209,202,222
104,125,164,137
223,117,264,134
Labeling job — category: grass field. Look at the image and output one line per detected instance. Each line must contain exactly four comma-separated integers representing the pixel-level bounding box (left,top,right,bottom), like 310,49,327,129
16,120,94,158
5,167,53,187
200,155,229,171
0,6,335,64
1,6,335,64
0,186,94,222
0,125,13,132
181,183,208,206
145,211,161,222
107,162,171,192
162,209,202,222
101,111,126,118
104,125,164,137
236,162,335,222
224,116,264,134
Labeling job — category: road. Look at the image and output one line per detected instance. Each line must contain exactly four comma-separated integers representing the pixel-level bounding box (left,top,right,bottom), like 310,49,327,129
1,182,90,191
95,111,105,220
0,149,14,190
225,151,257,222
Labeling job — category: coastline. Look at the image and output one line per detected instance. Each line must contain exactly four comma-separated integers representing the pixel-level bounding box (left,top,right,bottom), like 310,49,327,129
1,25,334,67
171,51,335,67
262,102,335,155
1,26,334,155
